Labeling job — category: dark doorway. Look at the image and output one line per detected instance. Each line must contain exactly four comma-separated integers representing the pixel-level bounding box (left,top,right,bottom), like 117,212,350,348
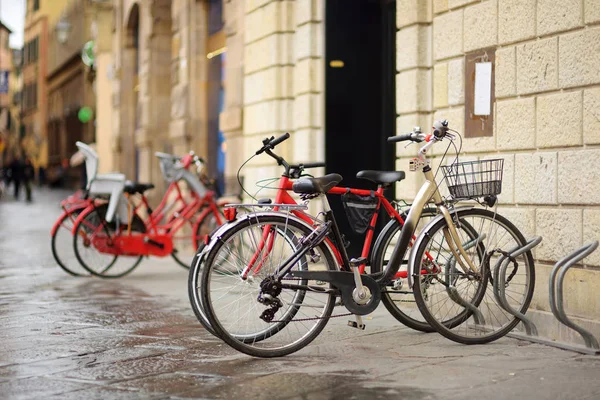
325,0,397,258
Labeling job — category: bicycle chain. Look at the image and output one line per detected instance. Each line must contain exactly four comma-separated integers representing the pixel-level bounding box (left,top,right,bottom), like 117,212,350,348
270,312,353,323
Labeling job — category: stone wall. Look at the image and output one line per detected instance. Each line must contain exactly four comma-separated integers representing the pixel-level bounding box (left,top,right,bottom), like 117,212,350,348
397,0,600,344
231,0,325,199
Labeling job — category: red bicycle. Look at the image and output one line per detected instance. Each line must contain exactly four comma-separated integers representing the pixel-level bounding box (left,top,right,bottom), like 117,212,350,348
67,151,227,278
189,133,437,335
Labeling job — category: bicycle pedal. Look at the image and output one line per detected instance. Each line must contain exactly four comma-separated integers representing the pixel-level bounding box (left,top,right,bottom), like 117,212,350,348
349,257,367,268
347,320,366,330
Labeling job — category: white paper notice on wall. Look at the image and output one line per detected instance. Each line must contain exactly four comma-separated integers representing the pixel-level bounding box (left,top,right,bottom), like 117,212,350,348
473,62,492,116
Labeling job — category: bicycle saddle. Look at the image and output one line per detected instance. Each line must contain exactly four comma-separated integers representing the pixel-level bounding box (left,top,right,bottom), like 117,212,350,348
356,170,405,185
123,181,155,194
293,174,343,194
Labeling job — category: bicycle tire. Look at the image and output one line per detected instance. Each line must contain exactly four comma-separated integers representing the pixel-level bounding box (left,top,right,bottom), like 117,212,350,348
370,208,438,333
73,204,145,279
172,208,224,269
200,213,337,357
51,208,91,277
188,248,218,337
412,208,535,345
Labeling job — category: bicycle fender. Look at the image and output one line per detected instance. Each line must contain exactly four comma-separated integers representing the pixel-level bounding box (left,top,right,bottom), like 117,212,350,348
51,210,71,236
406,206,475,289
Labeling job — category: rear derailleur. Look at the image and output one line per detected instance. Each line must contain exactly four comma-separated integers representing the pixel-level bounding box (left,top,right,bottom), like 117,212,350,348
257,277,283,322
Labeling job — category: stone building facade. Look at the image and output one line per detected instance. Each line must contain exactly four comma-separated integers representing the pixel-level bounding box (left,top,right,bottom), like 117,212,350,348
394,0,600,344
103,0,600,343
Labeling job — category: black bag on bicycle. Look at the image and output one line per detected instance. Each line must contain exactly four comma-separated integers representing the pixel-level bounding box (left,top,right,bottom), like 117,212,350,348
341,191,378,235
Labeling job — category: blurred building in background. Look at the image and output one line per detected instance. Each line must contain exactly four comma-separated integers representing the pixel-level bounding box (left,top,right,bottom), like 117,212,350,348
0,20,12,165
21,0,71,174
46,0,100,183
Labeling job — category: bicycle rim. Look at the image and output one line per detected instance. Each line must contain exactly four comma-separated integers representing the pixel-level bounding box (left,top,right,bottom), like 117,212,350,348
201,214,337,357
414,208,535,344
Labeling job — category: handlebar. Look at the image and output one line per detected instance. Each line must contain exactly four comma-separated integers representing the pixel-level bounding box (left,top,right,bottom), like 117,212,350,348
290,161,326,169
256,132,291,155
387,119,450,143
387,133,422,143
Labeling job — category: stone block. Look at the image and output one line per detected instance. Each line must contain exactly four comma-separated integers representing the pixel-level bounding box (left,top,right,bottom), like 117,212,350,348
447,58,464,105
495,46,516,98
396,0,432,28
497,206,535,240
397,25,432,71
243,67,278,104
585,0,600,24
516,37,558,95
245,0,288,44
245,0,274,15
559,27,600,89
294,22,324,61
536,208,582,263
498,0,536,45
536,91,582,148
294,93,322,130
433,63,449,108
295,0,323,26
583,209,600,267
583,88,600,145
219,106,243,133
291,129,325,164
496,97,535,150
483,153,515,204
448,0,479,8
537,0,583,36
244,99,293,134
433,10,463,60
434,0,449,14
464,0,498,52
244,33,293,74
396,69,432,113
293,58,323,95
558,149,600,205
514,152,557,204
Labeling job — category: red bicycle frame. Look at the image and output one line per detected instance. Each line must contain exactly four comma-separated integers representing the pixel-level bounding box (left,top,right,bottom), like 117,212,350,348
240,175,434,280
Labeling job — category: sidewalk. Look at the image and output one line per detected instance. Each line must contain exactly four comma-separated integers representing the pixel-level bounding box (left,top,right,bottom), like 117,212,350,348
1,189,599,399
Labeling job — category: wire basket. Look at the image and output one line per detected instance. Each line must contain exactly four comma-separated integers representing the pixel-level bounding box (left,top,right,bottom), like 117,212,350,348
156,153,182,183
441,159,504,200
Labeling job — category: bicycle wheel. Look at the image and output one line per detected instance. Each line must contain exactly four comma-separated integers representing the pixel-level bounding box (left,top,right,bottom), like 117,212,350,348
171,207,224,269
200,214,337,357
51,207,90,277
73,204,145,278
188,249,218,337
370,208,437,332
412,208,535,345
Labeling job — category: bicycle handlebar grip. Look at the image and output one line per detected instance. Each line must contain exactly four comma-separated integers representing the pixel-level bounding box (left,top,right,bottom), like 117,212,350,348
301,161,326,169
269,132,291,148
387,133,413,143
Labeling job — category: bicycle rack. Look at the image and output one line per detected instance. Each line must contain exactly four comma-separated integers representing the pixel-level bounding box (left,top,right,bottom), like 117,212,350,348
498,240,600,355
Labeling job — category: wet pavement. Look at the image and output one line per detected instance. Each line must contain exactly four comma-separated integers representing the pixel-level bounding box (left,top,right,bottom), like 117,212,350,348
1,188,600,400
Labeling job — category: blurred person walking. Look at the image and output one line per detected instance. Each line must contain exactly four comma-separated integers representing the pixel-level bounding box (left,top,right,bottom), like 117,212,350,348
9,156,24,199
23,158,34,202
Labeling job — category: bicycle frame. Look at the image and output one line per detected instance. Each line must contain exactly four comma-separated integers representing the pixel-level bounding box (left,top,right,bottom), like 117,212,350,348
238,174,436,281
71,181,224,257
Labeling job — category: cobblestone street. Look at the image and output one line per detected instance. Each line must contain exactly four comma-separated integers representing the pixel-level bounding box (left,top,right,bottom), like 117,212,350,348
1,189,600,400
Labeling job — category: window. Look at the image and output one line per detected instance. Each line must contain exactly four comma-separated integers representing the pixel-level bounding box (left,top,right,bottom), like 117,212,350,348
33,0,40,12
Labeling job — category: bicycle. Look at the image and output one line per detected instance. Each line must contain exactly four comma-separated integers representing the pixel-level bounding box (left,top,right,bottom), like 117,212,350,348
188,133,440,337
69,150,226,278
196,120,535,357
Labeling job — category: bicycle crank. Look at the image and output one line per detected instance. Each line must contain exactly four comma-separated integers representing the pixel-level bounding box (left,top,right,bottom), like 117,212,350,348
287,270,381,315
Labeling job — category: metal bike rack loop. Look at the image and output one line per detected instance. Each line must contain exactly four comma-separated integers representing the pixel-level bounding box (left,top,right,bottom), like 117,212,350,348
501,240,600,355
